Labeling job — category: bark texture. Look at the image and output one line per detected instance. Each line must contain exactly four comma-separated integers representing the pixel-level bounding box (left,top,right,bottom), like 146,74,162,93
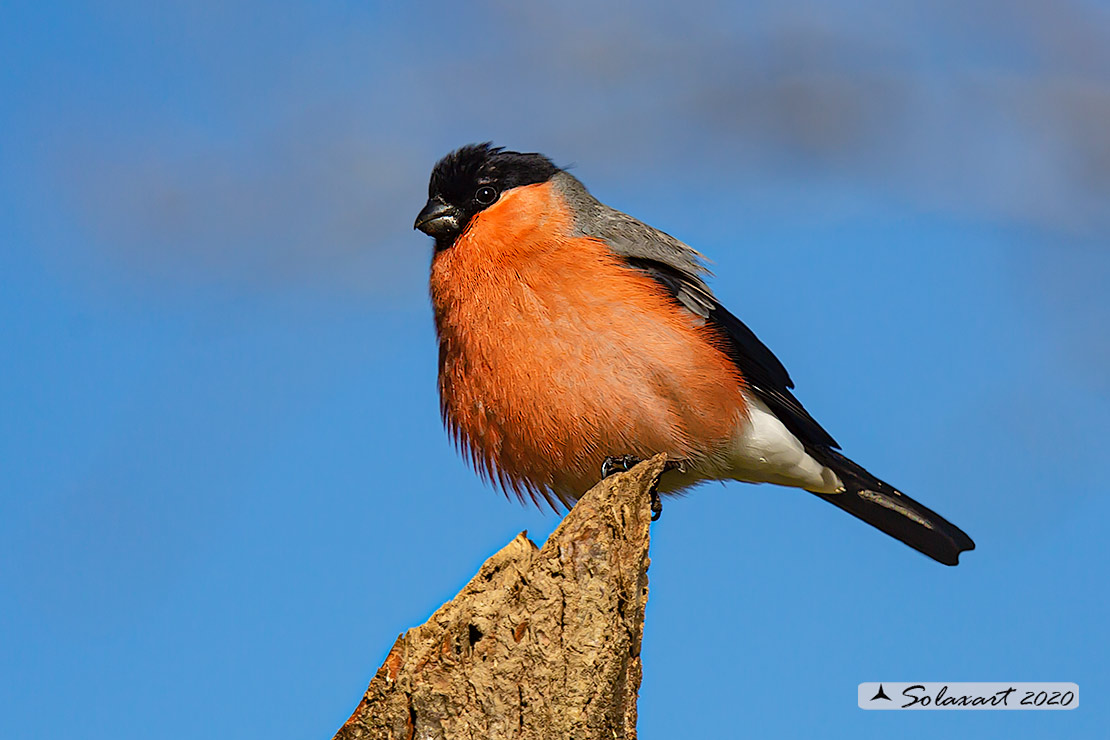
333,455,666,740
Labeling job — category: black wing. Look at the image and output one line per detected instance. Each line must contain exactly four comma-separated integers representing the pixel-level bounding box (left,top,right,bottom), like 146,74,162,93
557,170,974,564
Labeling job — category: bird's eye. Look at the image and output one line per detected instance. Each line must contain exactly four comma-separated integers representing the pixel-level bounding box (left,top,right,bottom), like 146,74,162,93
474,186,498,205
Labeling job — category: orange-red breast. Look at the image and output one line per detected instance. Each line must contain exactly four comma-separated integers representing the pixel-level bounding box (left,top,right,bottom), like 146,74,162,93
415,143,974,565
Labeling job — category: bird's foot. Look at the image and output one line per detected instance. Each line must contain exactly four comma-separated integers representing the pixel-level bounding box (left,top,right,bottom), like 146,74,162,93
601,454,642,479
602,454,671,521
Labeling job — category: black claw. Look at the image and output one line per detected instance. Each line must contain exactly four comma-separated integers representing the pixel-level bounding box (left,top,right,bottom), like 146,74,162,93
650,487,663,521
649,457,690,521
601,454,641,479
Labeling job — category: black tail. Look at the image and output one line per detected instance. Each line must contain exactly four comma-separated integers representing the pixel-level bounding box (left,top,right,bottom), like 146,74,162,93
808,449,975,566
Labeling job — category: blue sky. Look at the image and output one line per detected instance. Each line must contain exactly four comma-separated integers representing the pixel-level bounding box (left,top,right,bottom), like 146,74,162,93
2,1,1108,737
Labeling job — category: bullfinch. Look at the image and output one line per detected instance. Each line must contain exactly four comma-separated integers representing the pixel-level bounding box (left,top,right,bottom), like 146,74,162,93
415,143,974,565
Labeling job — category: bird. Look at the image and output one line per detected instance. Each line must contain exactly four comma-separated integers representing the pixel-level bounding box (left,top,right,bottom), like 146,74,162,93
414,143,975,565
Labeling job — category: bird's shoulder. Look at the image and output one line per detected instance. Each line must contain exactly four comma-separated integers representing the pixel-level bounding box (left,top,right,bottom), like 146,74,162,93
553,171,709,297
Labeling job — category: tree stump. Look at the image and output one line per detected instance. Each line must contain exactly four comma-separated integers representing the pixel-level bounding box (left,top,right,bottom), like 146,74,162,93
333,455,666,740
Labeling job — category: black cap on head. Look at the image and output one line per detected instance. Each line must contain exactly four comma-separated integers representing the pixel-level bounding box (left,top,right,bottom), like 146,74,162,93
414,143,558,248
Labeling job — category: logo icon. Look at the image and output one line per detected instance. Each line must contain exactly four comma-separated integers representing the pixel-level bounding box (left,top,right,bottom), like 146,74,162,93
870,684,892,702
